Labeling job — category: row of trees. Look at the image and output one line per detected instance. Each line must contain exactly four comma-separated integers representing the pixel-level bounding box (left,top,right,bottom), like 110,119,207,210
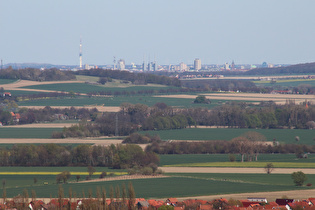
0,144,159,168
53,102,315,139
0,106,99,125
179,103,315,129
145,133,315,159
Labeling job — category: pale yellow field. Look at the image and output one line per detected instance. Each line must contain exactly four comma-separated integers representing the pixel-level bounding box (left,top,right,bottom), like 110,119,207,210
156,92,315,105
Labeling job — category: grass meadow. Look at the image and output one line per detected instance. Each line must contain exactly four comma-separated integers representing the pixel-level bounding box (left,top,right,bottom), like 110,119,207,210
254,79,315,87
159,154,315,166
2,174,313,198
21,83,180,94
0,79,17,85
0,143,93,149
163,162,315,168
140,128,315,145
0,127,62,138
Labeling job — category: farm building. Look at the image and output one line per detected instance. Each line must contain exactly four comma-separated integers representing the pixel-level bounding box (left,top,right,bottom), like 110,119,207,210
2,92,11,97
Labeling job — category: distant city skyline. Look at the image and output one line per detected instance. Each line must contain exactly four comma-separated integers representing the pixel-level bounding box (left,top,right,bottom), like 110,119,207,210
1,1,315,66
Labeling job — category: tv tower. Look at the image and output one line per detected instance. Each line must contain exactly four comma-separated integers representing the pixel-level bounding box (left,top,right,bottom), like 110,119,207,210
79,37,83,68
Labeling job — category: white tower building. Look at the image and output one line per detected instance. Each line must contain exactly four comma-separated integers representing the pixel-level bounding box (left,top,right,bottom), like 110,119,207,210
79,38,83,68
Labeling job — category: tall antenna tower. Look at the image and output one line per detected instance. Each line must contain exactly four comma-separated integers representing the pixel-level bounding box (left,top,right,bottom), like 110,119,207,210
79,37,83,69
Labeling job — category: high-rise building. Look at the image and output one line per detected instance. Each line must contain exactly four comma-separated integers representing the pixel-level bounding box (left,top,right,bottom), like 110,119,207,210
194,58,201,71
224,62,230,70
118,59,125,70
179,62,188,71
142,61,147,71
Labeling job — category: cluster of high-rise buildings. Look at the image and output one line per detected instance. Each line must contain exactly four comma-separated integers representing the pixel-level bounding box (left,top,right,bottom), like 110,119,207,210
76,38,279,72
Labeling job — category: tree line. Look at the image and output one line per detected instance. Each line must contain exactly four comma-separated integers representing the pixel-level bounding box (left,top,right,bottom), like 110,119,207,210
0,144,159,169
0,106,99,125
145,135,315,160
52,102,315,139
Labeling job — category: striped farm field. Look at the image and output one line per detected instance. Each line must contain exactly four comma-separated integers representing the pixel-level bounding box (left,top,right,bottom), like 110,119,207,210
3,174,315,198
0,79,17,85
0,166,125,173
140,128,315,145
159,154,315,166
163,162,315,168
21,83,179,94
0,172,126,175
0,127,62,138
254,79,315,87
17,95,225,109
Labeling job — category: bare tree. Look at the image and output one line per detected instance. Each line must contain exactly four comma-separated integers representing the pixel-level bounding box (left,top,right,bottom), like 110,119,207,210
264,163,274,174
242,131,267,161
231,137,250,162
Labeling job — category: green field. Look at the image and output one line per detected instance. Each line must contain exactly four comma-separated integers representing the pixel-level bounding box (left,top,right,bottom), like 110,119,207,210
21,83,180,94
254,79,315,87
0,143,93,149
0,166,124,173
159,154,315,166
140,128,315,145
0,79,17,85
2,174,313,198
0,127,62,138
8,90,40,96
17,95,228,109
165,162,315,168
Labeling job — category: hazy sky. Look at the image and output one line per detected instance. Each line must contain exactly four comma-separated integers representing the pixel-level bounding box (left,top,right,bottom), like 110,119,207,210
1,0,315,66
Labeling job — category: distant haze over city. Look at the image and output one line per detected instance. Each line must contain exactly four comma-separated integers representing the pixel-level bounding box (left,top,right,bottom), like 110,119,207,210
1,1,315,66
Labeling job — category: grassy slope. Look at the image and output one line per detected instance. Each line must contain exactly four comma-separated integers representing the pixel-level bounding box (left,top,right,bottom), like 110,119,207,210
140,128,315,145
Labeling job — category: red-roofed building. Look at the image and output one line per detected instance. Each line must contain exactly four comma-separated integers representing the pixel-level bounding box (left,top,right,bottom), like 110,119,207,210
2,92,11,97
166,198,178,205
198,204,213,210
